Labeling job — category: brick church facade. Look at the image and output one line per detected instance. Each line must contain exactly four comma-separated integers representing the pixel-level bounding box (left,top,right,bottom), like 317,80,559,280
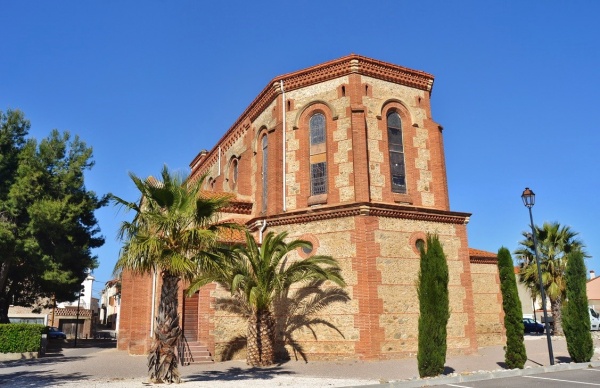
118,54,505,361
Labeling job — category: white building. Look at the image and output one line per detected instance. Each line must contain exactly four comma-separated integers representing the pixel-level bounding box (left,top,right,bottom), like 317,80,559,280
99,279,120,331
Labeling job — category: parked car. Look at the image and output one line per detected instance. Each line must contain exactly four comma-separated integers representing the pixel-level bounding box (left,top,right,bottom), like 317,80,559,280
523,318,545,334
589,306,600,331
47,326,67,339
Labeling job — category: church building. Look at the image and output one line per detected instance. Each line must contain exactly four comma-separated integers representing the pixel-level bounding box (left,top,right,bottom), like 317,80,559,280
118,54,504,361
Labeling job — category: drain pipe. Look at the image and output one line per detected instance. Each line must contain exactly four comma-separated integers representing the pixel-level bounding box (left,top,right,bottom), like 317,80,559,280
149,267,157,338
259,219,267,244
281,80,287,212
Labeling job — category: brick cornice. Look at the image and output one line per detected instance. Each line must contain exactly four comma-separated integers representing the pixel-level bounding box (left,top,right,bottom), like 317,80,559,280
222,200,253,215
190,54,435,175
245,202,470,228
470,257,498,265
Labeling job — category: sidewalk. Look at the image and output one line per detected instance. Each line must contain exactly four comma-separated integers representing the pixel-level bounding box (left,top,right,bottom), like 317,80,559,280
1,334,599,387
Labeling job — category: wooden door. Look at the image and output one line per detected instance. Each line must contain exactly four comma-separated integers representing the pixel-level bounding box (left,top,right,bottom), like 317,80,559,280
183,291,199,342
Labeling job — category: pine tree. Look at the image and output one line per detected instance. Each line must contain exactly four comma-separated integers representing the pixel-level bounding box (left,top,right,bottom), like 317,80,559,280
497,247,527,368
562,250,593,362
417,234,449,378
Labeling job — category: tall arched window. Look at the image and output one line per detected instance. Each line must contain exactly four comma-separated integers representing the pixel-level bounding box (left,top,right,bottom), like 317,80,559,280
229,157,239,190
261,135,268,212
387,112,406,194
309,113,327,196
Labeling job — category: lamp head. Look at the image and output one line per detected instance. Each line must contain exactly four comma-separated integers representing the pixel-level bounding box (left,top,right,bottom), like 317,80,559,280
521,187,535,208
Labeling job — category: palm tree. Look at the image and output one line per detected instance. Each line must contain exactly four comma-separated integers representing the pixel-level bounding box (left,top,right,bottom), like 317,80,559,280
112,166,235,383
515,222,587,336
215,279,350,362
189,230,346,366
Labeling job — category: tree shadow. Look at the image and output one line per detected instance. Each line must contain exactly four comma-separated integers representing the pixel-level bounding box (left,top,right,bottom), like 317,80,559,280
0,368,91,387
496,361,507,368
46,339,117,351
216,281,350,363
0,353,86,368
274,282,350,362
556,356,571,363
184,365,294,383
443,366,456,375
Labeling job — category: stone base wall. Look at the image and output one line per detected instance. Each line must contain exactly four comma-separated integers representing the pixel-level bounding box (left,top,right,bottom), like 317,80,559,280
118,217,503,361
470,262,505,347
199,213,480,362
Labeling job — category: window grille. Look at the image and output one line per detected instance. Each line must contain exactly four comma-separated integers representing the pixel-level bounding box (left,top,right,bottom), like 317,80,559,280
311,162,327,195
310,113,325,145
387,112,406,193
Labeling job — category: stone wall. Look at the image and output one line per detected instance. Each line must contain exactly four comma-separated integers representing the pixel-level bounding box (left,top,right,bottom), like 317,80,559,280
203,212,478,362
470,262,505,347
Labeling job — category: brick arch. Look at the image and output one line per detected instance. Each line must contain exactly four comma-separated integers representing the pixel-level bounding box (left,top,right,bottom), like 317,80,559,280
224,154,239,192
292,99,338,130
409,231,428,257
297,233,321,259
251,125,269,154
377,98,414,125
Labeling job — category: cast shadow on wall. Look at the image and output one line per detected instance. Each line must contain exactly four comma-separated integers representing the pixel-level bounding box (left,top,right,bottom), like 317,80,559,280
218,280,350,362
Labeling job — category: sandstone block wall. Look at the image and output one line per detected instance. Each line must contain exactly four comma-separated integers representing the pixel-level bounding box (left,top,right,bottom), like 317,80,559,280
470,262,504,347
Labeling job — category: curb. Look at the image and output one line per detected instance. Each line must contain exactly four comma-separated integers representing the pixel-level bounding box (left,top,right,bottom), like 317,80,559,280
0,352,39,362
350,360,600,387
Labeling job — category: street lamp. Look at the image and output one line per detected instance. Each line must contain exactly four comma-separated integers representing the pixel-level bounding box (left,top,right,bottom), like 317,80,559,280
74,288,84,348
521,187,554,365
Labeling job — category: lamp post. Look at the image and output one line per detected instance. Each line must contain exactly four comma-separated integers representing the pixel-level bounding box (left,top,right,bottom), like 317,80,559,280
74,289,84,348
521,187,554,365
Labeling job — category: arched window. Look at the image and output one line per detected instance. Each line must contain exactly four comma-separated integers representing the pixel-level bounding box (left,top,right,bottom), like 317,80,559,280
232,158,238,185
309,113,327,196
228,157,239,190
387,112,406,194
261,135,268,212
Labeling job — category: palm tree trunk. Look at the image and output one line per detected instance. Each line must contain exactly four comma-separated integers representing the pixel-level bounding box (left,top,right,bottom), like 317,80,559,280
246,309,275,366
148,272,181,383
551,296,563,336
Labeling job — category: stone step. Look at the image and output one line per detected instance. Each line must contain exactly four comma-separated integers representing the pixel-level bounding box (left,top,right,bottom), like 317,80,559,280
180,340,213,365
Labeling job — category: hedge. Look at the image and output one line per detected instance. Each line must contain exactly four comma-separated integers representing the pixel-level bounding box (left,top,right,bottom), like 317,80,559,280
0,323,44,353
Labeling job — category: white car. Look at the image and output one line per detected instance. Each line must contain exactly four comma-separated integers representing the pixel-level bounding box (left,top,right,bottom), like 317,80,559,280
590,307,600,331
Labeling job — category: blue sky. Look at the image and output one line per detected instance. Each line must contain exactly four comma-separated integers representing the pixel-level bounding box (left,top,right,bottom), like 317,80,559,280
2,1,599,299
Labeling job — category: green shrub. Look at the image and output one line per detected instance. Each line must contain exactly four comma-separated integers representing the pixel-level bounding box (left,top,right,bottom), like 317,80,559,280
417,234,449,378
563,250,593,362
497,247,527,369
0,323,44,353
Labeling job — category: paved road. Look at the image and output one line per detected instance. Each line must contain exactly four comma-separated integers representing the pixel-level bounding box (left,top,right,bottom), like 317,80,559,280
437,367,600,387
1,336,599,387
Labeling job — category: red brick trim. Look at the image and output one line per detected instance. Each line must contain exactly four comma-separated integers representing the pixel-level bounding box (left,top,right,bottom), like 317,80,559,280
221,200,253,215
297,233,320,259
469,257,498,265
409,231,428,256
246,202,470,229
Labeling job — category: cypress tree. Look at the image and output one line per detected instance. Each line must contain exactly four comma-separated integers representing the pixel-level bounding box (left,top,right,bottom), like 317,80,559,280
563,250,594,362
417,234,449,378
497,247,527,369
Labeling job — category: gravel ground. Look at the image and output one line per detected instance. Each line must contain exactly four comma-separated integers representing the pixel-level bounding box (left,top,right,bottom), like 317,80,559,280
1,334,600,387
